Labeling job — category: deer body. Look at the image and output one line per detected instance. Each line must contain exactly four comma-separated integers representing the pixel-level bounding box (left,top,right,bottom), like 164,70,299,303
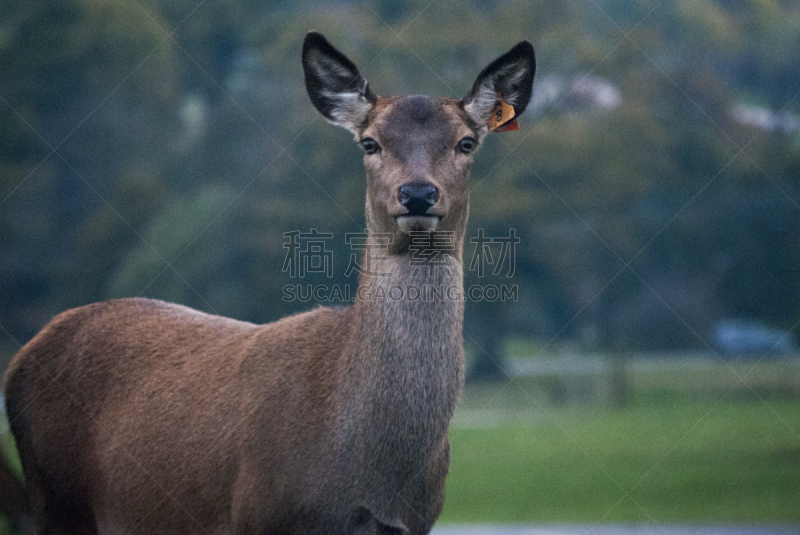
5,33,534,534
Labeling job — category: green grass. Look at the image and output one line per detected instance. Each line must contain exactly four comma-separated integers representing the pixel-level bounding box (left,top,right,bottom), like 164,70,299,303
1,360,798,527
440,381,800,524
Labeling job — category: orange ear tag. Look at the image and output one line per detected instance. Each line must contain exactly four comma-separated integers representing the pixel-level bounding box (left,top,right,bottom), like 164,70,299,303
487,94,517,132
492,119,519,132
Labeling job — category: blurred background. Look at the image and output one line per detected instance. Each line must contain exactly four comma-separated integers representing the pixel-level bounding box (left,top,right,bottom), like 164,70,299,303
0,0,799,530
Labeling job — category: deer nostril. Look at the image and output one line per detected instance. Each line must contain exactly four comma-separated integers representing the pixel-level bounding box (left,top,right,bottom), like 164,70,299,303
398,183,438,215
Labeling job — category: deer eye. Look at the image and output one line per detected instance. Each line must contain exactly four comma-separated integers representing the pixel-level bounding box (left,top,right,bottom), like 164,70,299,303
360,138,381,155
457,137,475,154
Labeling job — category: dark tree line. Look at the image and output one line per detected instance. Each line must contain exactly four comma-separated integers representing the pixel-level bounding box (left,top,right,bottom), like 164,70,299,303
1,0,799,375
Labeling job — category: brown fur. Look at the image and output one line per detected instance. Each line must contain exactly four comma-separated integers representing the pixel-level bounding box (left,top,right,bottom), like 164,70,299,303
4,33,534,535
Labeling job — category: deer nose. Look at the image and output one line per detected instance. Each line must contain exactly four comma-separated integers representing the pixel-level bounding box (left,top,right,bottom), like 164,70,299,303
398,183,439,215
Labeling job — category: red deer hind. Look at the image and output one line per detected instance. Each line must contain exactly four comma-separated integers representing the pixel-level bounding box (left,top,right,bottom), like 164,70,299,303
4,32,535,534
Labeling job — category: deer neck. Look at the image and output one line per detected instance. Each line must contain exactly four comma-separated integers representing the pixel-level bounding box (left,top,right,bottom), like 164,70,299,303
342,233,465,520
349,233,465,428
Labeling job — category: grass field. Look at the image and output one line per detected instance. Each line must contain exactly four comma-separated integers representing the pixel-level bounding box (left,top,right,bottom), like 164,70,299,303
440,360,800,524
0,358,797,530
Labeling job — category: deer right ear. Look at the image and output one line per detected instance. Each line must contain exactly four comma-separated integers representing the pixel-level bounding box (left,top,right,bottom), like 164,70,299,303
462,41,536,138
303,32,377,136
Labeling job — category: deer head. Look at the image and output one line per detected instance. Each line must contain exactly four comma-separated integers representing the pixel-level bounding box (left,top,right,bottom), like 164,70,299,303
302,32,535,255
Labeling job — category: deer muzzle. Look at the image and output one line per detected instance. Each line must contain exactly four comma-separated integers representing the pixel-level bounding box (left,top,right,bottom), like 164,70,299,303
396,182,441,233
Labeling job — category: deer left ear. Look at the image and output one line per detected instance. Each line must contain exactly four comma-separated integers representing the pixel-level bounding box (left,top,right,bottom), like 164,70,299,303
302,32,377,137
462,41,536,136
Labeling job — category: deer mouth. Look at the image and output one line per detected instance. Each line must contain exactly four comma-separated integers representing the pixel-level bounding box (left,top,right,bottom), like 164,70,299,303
395,215,441,233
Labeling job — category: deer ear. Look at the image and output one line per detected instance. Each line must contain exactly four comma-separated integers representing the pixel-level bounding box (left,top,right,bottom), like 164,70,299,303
462,41,536,134
302,32,377,136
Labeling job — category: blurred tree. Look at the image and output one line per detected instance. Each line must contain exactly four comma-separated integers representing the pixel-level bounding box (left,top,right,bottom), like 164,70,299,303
1,0,799,377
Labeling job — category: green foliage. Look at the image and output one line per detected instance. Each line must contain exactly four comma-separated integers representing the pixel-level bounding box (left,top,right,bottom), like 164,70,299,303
1,0,799,358
108,185,236,301
0,426,21,535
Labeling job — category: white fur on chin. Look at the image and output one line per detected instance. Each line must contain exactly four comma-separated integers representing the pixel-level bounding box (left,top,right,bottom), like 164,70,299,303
396,215,440,233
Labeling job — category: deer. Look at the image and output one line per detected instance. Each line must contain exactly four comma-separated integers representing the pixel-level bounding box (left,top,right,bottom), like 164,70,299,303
3,32,535,534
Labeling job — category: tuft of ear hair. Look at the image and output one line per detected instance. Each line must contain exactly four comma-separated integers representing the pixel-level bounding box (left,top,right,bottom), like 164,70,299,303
302,32,377,137
462,41,536,138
